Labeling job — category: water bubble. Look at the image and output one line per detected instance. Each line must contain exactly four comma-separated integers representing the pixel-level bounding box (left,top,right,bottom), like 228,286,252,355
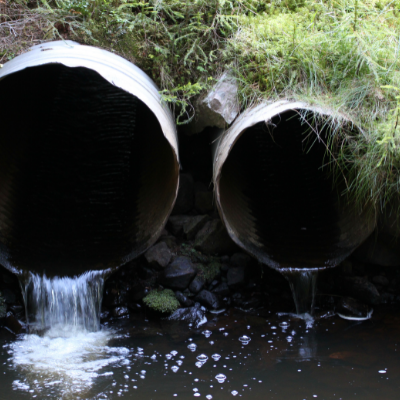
286,336,293,343
165,354,173,360
140,370,146,375
194,394,201,397
202,330,212,338
378,370,387,374
139,375,145,379
193,388,199,392
171,366,179,373
212,354,221,361
177,360,183,366
223,332,229,337
171,350,178,356
247,325,251,329
270,326,277,330
239,335,251,345
187,343,197,352
151,354,157,360
215,373,226,383
206,395,213,399
209,341,215,345
219,327,225,331
195,362,204,368
197,354,208,363
231,390,239,396
279,322,289,328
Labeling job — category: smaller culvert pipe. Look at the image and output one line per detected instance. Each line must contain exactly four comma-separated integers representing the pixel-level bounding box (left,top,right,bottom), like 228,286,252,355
0,41,179,277
213,101,375,271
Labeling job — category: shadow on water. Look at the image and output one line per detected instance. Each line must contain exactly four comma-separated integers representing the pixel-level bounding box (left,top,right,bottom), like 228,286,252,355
0,306,399,399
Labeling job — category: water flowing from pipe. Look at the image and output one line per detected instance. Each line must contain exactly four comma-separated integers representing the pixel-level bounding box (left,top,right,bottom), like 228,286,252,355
20,270,108,332
283,270,318,317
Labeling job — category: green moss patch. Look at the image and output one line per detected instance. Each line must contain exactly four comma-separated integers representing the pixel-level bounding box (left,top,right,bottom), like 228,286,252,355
143,288,180,313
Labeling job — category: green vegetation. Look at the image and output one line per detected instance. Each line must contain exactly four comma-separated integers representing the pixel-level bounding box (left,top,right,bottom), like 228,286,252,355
143,288,180,313
197,261,221,283
2,0,400,209
0,291,6,318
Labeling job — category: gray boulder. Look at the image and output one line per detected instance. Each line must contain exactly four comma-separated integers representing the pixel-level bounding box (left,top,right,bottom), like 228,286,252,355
194,219,237,255
195,290,221,309
144,242,172,268
158,256,197,290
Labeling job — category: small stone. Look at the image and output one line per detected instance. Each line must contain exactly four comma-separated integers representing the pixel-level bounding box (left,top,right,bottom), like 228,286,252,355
189,275,205,294
227,266,246,290
159,256,197,290
175,291,194,307
195,290,221,309
112,307,130,318
195,191,214,214
168,215,192,236
183,215,210,240
169,302,207,327
230,253,252,268
208,279,220,291
158,235,177,250
171,174,195,215
194,219,237,255
212,282,230,297
344,277,380,305
372,275,389,286
144,242,172,268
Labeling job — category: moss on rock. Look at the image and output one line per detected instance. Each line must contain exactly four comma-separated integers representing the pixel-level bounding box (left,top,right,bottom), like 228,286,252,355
143,289,180,314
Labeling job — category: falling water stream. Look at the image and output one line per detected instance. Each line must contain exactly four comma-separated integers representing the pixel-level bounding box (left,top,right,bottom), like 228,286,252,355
0,270,399,399
283,270,318,318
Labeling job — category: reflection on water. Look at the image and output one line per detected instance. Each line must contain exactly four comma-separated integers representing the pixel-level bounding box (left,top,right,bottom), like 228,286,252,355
1,307,399,399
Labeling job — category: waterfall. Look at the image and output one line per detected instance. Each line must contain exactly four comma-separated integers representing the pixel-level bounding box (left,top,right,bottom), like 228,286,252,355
20,271,107,332
283,270,318,317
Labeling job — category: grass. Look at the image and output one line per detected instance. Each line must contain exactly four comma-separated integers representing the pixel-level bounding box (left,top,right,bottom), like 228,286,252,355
2,0,400,211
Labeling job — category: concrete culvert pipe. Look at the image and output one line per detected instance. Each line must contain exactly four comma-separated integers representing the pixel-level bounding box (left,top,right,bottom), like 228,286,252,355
213,101,375,271
0,41,179,277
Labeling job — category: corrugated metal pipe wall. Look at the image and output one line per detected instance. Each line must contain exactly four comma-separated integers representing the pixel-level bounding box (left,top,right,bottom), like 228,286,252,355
0,41,179,277
213,102,376,271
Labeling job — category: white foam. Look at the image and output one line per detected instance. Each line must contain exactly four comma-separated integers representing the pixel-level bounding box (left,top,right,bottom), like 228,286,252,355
8,326,129,397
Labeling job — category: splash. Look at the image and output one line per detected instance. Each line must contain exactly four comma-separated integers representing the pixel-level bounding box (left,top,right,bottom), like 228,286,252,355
20,270,107,332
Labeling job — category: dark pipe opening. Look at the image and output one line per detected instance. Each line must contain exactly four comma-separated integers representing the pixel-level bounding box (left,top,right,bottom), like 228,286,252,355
219,110,348,270
0,64,178,276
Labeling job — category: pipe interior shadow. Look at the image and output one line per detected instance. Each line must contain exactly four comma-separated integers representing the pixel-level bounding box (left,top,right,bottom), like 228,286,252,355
219,110,344,270
0,64,178,276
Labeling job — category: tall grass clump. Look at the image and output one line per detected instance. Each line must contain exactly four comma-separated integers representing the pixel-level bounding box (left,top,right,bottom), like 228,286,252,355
2,0,400,210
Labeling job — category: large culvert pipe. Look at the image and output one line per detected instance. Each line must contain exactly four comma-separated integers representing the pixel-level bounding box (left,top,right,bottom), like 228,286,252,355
0,41,179,277
213,101,375,271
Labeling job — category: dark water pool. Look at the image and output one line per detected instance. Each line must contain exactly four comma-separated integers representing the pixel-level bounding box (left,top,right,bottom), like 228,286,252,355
0,307,399,400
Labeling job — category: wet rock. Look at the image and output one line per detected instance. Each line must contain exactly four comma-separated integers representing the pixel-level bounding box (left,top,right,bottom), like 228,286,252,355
344,276,380,305
144,242,172,268
168,215,192,236
372,275,389,287
171,174,195,215
227,266,246,290
0,327,15,340
6,313,22,334
195,191,214,214
337,297,372,320
158,256,197,290
100,311,110,320
195,289,221,309
158,235,177,250
2,288,16,305
194,219,237,255
230,253,252,269
208,279,220,291
189,274,205,294
169,302,207,327
212,282,230,297
112,307,130,318
183,215,210,240
175,291,194,307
